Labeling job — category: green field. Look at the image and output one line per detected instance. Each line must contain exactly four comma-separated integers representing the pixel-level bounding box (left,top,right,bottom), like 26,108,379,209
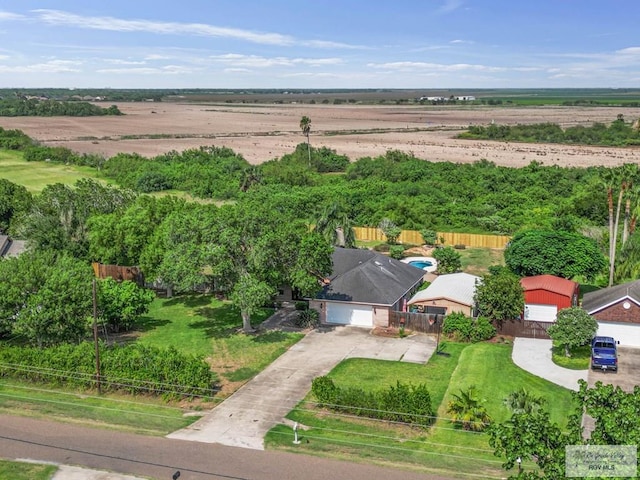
0,459,56,480
0,149,107,192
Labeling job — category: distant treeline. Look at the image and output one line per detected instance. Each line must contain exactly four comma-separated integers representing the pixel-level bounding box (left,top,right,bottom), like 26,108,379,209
0,98,122,117
458,117,640,147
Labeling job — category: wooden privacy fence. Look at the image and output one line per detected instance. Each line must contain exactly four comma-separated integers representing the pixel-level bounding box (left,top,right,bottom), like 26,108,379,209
389,311,443,334
92,262,144,286
353,227,510,249
496,320,552,339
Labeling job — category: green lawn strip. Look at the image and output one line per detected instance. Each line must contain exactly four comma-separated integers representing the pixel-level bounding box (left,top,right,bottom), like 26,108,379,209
137,295,301,391
552,344,590,370
0,459,57,479
0,149,106,192
265,343,507,477
459,248,504,276
0,379,198,435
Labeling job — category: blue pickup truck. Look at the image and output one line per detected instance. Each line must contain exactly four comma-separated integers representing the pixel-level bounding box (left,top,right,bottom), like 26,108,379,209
591,336,619,372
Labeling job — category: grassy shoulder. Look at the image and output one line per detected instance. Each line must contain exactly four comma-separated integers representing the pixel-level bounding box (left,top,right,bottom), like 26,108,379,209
551,344,591,370
0,459,56,480
0,294,303,433
266,341,574,477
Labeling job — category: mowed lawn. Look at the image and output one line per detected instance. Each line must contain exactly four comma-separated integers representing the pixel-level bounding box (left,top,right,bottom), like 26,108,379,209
137,295,303,395
266,341,574,478
0,459,56,480
0,149,106,192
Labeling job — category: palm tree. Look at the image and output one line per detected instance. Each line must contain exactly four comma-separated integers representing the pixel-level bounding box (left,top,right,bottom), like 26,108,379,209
300,115,312,166
313,203,356,248
504,387,546,415
239,166,262,192
446,385,492,431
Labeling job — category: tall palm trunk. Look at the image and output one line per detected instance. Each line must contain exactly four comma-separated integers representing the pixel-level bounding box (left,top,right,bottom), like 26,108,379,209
609,188,625,286
608,187,614,286
623,197,631,245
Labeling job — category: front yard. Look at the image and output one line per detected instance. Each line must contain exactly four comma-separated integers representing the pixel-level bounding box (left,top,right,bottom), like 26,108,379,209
266,341,574,478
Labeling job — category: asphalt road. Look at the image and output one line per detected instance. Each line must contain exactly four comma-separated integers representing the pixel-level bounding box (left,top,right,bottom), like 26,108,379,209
0,415,449,480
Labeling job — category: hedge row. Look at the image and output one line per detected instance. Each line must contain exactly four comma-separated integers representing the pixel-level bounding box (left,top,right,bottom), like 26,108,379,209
311,376,434,427
441,313,496,342
0,342,217,400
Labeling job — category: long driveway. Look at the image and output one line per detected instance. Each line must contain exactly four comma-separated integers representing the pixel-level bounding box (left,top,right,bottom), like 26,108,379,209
511,338,587,391
168,326,435,450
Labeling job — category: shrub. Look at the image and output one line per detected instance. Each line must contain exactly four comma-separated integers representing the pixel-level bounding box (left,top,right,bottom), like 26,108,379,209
420,229,438,246
311,376,434,427
373,243,391,253
389,245,405,259
471,316,497,342
295,308,319,329
442,313,495,342
294,301,309,311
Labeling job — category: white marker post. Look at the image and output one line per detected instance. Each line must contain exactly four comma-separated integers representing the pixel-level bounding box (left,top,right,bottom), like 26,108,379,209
293,422,301,444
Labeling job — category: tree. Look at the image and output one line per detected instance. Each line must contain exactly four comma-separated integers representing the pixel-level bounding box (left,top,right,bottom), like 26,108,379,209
504,230,606,280
547,307,598,357
474,270,524,323
489,410,582,479
0,178,32,234
300,115,312,166
98,278,155,332
419,228,438,246
378,218,401,245
446,385,492,431
504,387,546,415
432,246,462,273
0,250,93,346
313,202,356,248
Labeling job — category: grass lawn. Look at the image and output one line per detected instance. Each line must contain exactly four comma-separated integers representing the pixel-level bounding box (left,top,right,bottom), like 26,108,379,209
459,248,504,276
0,379,198,435
0,459,56,479
552,344,591,370
137,295,303,395
0,149,106,192
266,341,574,478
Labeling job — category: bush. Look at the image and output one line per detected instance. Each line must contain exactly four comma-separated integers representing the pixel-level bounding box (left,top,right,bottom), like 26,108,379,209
420,229,438,246
442,313,495,342
294,301,309,311
311,376,434,427
295,308,319,329
389,245,405,259
373,243,391,252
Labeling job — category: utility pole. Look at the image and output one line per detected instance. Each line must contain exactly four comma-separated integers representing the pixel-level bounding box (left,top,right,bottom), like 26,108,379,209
92,279,102,394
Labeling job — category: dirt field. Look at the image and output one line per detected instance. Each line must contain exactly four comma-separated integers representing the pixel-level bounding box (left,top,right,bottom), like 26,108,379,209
2,102,640,167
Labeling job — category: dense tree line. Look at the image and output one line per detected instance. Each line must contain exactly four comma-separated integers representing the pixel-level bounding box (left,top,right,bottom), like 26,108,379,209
0,98,122,116
459,116,640,146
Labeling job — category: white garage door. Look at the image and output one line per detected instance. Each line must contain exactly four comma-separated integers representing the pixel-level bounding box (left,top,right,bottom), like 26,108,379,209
596,322,640,348
524,304,558,322
326,302,373,327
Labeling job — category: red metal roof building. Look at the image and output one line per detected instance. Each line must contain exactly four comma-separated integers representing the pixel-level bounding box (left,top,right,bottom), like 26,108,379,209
520,275,579,322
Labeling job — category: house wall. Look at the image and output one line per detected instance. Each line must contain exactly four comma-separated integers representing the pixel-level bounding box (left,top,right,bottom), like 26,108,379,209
309,300,326,323
524,289,573,309
372,306,390,327
592,300,640,324
411,299,472,316
276,285,294,302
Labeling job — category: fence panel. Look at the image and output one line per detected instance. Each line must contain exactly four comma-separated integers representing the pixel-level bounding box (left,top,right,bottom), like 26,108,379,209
353,227,509,249
389,311,443,334
497,320,552,339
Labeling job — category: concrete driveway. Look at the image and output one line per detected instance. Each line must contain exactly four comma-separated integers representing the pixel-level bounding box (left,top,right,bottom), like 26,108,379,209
511,338,587,391
588,346,640,391
168,326,435,450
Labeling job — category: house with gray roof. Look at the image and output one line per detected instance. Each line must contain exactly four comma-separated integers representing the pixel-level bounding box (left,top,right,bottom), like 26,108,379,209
582,280,640,347
309,248,425,327
407,272,481,317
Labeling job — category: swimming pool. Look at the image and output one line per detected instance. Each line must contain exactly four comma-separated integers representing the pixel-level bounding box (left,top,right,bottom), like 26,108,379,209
409,260,434,269
401,256,438,273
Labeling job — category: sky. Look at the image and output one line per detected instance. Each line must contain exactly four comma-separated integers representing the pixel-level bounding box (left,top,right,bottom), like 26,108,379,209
1,1,639,89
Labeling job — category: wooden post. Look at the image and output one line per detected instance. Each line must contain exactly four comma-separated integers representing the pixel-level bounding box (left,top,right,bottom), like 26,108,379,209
92,279,102,394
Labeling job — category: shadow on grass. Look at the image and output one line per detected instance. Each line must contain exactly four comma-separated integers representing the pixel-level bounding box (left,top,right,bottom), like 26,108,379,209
133,316,171,332
190,303,243,339
163,294,213,308
251,331,290,343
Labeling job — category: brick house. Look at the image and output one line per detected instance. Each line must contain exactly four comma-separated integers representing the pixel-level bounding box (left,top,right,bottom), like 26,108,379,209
582,280,640,347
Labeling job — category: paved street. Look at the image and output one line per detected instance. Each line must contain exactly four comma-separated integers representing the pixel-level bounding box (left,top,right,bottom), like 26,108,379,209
0,415,448,480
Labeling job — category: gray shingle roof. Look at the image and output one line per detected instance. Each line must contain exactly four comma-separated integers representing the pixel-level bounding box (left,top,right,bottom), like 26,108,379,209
0,235,26,258
582,280,640,313
407,272,481,307
315,248,425,305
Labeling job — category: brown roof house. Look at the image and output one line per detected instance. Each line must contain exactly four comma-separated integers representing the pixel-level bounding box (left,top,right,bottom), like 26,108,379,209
582,280,640,348
310,248,425,328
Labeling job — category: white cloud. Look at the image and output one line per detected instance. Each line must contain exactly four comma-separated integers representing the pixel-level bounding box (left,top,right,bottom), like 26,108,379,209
33,9,294,46
211,53,344,68
145,54,171,61
450,39,474,45
367,61,505,72
0,60,81,73
97,65,195,75
0,11,24,21
104,59,147,65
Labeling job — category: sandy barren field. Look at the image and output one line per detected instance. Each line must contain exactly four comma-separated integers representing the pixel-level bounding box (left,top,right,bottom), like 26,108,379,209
1,102,639,167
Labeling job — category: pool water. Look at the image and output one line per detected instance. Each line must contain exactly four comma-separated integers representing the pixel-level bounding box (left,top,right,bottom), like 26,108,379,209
409,261,433,269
